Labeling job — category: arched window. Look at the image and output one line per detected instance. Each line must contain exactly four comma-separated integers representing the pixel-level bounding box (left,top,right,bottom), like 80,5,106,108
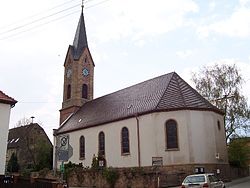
165,120,178,149
79,136,85,159
82,84,88,99
121,127,130,154
67,84,71,99
98,131,105,156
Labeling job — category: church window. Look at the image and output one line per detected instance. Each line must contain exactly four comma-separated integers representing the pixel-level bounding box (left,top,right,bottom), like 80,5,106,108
79,136,85,159
121,127,130,154
98,131,105,156
67,84,71,99
82,84,88,99
165,120,178,150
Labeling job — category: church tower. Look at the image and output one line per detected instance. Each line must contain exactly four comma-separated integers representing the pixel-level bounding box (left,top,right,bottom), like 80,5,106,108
60,8,94,125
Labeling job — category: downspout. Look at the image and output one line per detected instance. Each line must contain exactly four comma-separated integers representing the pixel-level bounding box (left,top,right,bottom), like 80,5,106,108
53,129,57,175
135,115,141,167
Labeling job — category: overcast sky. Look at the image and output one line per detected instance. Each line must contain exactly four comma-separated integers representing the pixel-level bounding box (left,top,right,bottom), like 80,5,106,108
1,0,250,142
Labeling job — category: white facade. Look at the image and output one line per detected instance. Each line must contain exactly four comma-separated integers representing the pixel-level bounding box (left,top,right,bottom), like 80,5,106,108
55,110,228,168
0,103,12,174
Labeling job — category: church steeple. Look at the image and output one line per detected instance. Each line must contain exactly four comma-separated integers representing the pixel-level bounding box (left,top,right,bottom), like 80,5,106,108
60,5,95,125
72,10,88,60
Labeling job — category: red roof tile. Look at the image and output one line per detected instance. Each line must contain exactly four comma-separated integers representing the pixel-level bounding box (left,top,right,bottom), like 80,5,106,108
0,90,17,106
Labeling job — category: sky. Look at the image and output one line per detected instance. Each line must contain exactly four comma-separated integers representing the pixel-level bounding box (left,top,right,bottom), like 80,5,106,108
0,0,250,142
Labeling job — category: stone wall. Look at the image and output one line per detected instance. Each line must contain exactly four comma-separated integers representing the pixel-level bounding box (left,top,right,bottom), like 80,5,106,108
66,163,231,188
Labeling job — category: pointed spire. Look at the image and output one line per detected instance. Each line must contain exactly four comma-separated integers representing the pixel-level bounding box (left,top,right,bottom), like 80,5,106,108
72,1,88,60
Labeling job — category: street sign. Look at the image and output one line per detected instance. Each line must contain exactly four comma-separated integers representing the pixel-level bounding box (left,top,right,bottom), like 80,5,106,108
57,134,70,161
152,157,163,166
58,150,69,161
58,135,69,151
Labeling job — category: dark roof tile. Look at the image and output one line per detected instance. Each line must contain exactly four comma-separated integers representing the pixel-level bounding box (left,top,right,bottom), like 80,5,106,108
56,72,222,134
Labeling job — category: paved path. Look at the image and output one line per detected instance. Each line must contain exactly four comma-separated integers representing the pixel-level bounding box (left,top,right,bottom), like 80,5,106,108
225,176,250,188
69,176,250,188
168,176,250,188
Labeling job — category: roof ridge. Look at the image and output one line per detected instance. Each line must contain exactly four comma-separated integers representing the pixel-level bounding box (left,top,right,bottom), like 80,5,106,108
175,73,187,107
87,72,175,103
155,72,175,109
175,73,220,110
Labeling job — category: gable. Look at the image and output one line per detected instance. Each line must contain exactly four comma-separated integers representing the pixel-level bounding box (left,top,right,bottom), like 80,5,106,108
0,90,17,106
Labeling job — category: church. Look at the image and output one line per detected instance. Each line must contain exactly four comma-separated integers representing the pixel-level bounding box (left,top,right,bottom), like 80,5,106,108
53,9,229,176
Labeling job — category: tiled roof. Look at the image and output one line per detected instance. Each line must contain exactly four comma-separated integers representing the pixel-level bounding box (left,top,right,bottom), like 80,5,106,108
7,124,37,148
56,72,223,135
72,11,88,60
7,123,50,148
0,90,17,106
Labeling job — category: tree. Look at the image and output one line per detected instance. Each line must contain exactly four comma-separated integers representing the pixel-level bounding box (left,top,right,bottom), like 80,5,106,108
228,138,250,167
7,153,19,172
192,63,250,141
34,139,53,170
15,117,31,127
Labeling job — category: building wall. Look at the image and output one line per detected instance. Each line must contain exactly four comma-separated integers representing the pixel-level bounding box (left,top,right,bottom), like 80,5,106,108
0,103,11,174
55,110,228,168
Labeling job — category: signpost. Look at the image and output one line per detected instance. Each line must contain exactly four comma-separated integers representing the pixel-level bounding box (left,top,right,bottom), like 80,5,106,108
152,157,163,188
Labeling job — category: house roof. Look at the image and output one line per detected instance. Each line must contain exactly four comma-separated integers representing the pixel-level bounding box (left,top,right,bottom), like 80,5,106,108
56,72,223,135
0,90,17,106
7,123,51,148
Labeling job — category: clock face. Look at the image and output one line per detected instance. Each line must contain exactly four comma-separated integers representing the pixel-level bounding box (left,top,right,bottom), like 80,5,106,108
66,69,72,78
82,68,89,76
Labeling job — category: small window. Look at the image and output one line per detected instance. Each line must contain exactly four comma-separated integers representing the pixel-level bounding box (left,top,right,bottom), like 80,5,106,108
67,84,71,99
121,127,130,154
165,120,178,150
98,131,105,156
82,84,88,99
79,136,85,159
217,121,221,130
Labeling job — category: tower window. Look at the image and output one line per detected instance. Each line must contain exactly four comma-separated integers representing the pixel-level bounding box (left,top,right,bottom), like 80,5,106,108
121,127,130,154
67,84,71,99
165,119,178,150
98,131,105,156
79,136,85,159
82,84,88,99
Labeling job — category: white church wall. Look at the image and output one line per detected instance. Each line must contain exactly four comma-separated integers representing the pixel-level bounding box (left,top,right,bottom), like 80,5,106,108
0,103,11,174
138,110,227,166
188,111,227,163
65,117,139,168
138,111,189,166
57,110,228,168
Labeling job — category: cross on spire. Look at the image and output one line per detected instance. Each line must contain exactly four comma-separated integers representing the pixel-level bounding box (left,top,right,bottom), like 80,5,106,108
81,0,84,13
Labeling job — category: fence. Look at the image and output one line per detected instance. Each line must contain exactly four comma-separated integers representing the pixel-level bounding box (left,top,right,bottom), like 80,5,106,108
0,175,62,188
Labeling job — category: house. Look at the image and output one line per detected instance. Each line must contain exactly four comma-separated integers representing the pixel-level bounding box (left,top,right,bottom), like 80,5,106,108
6,123,53,171
53,10,229,177
0,90,17,174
